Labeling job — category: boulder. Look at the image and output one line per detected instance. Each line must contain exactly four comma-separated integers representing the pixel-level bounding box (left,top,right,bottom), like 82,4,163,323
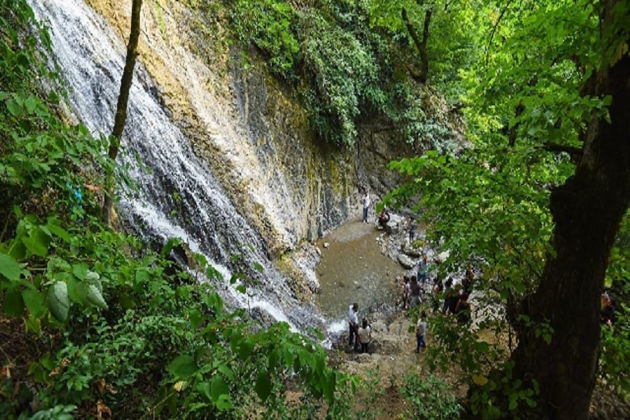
387,214,405,233
371,320,388,333
398,254,416,269
403,242,422,258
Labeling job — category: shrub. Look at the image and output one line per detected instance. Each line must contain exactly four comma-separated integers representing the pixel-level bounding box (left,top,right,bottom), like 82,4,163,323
402,373,462,420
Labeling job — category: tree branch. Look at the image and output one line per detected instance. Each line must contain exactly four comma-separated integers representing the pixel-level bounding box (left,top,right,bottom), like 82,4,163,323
102,0,143,225
485,0,514,65
543,142,582,160
401,7,432,84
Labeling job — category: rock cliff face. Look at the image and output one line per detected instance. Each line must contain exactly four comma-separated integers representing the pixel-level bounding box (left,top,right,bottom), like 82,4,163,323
34,0,461,328
82,0,425,258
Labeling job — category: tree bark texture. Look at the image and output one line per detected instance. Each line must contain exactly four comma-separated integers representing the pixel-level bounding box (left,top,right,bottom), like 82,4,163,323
511,44,629,420
401,7,432,84
102,0,143,225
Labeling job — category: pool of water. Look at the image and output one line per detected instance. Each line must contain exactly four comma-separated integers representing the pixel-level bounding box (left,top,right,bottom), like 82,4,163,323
316,220,405,322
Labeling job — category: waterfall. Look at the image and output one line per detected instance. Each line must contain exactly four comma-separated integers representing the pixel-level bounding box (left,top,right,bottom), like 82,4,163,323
28,0,324,332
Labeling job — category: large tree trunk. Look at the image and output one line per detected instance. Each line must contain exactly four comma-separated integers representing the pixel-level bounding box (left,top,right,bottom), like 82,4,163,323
102,0,143,225
510,46,630,420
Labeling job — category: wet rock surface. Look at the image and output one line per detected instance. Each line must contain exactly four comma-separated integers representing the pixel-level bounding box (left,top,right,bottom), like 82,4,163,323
397,253,416,269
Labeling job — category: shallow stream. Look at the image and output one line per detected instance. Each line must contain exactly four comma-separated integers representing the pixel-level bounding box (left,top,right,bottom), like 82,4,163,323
316,220,405,324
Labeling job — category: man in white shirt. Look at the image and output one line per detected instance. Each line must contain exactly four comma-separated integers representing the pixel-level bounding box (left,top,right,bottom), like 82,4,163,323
361,191,371,223
348,303,359,350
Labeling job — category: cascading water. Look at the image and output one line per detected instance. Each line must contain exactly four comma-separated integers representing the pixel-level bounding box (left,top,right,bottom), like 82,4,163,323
28,0,325,333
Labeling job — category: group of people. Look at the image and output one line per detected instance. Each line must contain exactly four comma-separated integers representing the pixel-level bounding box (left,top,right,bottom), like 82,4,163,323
397,254,433,309
354,189,476,354
348,303,372,353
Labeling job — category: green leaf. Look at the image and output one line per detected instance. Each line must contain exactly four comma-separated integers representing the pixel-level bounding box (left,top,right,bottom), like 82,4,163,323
22,289,47,318
205,265,223,280
215,394,232,411
86,271,103,292
188,308,203,329
86,284,107,309
167,355,197,378
0,252,23,282
24,95,38,114
255,371,272,401
196,381,212,401
72,263,89,280
238,341,254,359
218,365,235,380
8,241,26,260
22,228,50,257
46,219,70,242
47,282,69,322
3,290,24,316
210,375,229,402
6,98,22,116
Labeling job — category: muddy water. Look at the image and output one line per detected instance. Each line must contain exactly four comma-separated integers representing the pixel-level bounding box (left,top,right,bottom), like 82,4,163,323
316,221,405,321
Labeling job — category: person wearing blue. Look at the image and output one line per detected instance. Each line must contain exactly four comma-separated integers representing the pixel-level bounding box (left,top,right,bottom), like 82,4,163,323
417,255,429,285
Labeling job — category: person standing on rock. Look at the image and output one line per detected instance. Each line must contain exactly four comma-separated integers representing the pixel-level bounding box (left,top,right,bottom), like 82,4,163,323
348,303,360,351
417,255,429,285
415,311,427,353
408,220,417,244
358,318,372,353
361,190,371,223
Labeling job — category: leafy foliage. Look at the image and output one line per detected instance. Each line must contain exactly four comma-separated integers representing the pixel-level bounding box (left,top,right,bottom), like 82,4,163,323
384,0,630,416
402,373,462,420
229,0,300,78
226,0,462,147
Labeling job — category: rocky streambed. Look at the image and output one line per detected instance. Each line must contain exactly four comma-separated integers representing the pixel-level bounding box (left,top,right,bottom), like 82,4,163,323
313,214,630,420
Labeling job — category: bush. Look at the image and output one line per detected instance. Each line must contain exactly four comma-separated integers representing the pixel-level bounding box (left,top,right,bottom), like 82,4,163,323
402,373,462,420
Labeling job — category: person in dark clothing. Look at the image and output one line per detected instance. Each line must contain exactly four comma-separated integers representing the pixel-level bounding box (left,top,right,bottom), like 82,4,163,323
462,267,476,296
348,303,360,351
378,208,391,229
454,293,471,324
442,277,453,313
447,288,460,314
409,276,421,307
401,276,411,310
415,311,427,353
431,279,443,313
600,293,616,326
